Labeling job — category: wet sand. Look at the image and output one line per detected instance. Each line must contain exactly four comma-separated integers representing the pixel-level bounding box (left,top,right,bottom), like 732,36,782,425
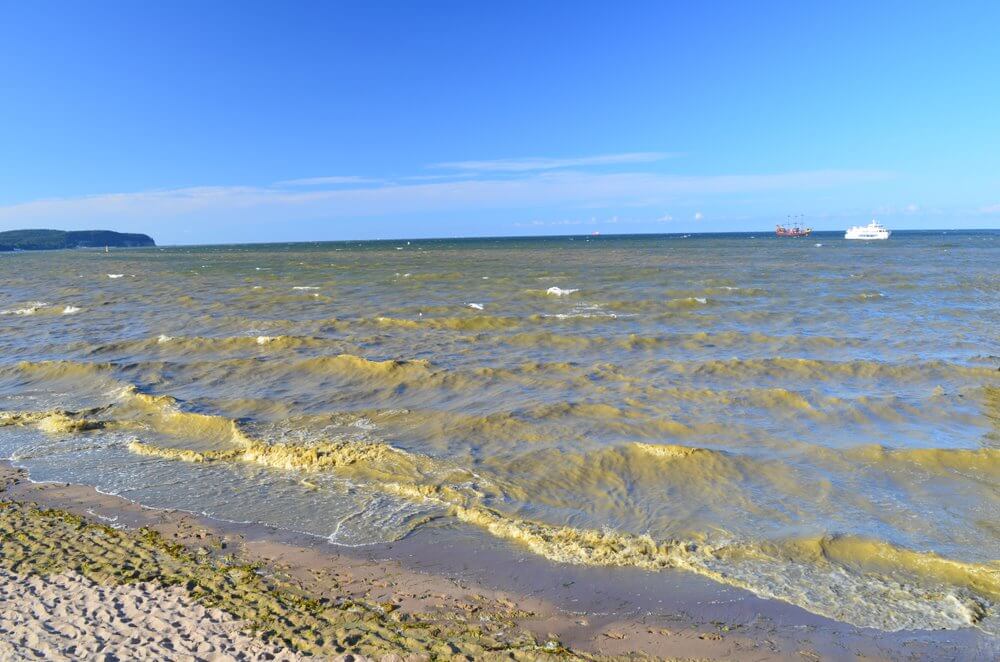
2,463,995,660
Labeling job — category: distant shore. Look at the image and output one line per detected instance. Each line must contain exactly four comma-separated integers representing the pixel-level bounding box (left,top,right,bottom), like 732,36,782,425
2,463,993,660
0,229,154,252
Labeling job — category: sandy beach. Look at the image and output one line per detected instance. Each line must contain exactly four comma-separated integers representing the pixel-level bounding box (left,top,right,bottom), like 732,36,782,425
1,462,995,660
0,567,297,660
4,2,999,658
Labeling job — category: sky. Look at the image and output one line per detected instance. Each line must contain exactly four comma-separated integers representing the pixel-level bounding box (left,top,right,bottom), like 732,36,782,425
1,1,999,244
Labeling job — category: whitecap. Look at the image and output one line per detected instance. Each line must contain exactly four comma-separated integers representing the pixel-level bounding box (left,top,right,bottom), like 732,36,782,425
815,243,823,247
107,274,124,279
256,335,278,345
546,287,579,296
292,286,319,291
0,302,49,316
468,303,484,310
62,306,81,315
547,312,619,319
156,334,173,343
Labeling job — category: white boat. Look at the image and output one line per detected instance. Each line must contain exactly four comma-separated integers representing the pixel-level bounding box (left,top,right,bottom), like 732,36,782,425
845,219,891,240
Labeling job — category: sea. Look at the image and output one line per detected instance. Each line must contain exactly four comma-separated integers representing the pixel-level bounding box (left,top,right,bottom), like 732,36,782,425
1,230,997,634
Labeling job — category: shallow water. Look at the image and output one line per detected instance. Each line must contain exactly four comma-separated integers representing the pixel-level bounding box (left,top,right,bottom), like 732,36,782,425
1,231,998,632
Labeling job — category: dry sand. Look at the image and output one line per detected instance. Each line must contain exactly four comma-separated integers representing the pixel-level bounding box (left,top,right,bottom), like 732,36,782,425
0,567,297,661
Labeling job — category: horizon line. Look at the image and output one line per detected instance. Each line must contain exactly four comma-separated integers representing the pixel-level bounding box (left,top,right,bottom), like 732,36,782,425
4,226,993,249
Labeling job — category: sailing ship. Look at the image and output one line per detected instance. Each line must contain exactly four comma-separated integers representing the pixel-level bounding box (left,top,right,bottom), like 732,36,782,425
776,215,812,237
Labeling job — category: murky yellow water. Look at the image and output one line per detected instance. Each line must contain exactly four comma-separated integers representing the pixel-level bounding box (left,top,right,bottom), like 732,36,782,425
1,232,997,632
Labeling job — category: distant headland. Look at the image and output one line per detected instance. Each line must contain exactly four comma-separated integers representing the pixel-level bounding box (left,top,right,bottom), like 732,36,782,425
0,229,155,251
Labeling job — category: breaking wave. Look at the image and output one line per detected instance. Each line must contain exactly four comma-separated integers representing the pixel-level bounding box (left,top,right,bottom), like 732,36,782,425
3,235,998,638
117,420,999,633
4,381,998,633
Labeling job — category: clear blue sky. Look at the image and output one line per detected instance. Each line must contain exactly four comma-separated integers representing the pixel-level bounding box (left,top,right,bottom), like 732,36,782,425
1,1,998,244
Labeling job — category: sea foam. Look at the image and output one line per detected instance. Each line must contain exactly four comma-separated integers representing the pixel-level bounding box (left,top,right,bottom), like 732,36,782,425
0,302,49,316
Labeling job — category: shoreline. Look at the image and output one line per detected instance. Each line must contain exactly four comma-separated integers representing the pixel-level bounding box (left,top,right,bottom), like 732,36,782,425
2,463,995,659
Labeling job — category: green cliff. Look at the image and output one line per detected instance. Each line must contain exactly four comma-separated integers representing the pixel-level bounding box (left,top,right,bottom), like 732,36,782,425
0,229,156,251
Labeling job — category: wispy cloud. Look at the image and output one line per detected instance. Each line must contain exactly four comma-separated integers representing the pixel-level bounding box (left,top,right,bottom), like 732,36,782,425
0,169,892,231
274,175,380,187
398,173,481,182
430,152,675,172
513,217,600,228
